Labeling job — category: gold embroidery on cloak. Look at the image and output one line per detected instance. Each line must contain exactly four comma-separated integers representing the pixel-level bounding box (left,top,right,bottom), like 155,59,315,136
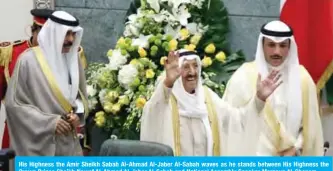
170,86,220,156
246,62,309,155
32,47,89,115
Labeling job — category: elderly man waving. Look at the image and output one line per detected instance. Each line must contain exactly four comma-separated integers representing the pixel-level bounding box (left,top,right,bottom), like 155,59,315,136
140,49,282,156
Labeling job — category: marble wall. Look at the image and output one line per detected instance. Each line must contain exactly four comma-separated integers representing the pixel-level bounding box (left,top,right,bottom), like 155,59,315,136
55,0,280,62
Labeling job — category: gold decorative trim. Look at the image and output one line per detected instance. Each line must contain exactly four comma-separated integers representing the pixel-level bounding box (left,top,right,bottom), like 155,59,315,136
300,67,310,155
78,46,88,69
203,86,221,156
316,60,333,95
170,88,220,156
78,90,89,119
246,62,310,155
0,43,13,83
170,95,181,156
32,47,72,113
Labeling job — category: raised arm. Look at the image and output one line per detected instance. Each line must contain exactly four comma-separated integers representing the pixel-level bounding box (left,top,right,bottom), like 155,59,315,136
140,51,180,141
219,69,282,123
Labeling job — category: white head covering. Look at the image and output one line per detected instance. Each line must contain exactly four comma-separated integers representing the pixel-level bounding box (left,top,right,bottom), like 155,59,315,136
171,49,208,118
37,11,83,103
170,49,213,156
255,20,302,136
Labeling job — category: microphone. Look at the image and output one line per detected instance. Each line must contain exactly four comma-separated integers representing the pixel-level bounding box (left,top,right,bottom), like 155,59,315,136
324,141,330,156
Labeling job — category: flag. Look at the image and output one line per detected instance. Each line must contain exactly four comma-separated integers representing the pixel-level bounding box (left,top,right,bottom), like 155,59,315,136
280,0,333,94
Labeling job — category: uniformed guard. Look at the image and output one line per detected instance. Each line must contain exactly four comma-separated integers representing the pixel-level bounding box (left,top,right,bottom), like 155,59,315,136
0,8,88,150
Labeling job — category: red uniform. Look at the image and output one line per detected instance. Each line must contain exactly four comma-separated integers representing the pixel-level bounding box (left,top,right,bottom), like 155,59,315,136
0,40,31,148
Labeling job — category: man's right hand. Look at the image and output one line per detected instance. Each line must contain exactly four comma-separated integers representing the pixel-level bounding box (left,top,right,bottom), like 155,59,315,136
56,118,72,135
164,51,181,88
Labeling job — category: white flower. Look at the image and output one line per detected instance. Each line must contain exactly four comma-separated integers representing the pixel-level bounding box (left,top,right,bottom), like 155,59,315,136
164,24,181,39
186,22,208,35
123,26,133,37
191,0,205,9
147,0,160,12
172,5,191,26
148,9,173,23
88,97,98,110
98,89,108,104
126,9,144,25
161,0,190,9
87,85,97,97
107,49,128,70
128,24,140,37
124,9,145,37
118,64,139,89
131,34,151,48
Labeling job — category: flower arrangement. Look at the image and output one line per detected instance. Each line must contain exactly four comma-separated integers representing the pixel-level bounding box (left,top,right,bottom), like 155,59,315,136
86,0,245,139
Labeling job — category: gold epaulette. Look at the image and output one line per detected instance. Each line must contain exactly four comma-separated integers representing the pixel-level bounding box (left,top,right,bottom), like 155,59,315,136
0,42,13,66
78,46,87,69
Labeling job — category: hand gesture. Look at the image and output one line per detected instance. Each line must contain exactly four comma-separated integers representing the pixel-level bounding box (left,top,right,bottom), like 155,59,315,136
56,118,72,136
164,51,181,88
256,70,282,101
278,147,297,156
67,113,80,127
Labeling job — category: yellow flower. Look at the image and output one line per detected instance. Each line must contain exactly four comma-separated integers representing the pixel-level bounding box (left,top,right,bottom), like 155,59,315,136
95,111,105,118
106,49,113,57
205,43,216,54
184,44,196,51
138,47,147,58
110,103,121,114
215,51,226,62
118,95,130,105
103,102,113,113
117,37,127,49
160,56,167,65
136,97,147,109
190,34,201,45
179,28,190,40
117,37,126,46
168,39,178,51
95,115,105,127
130,59,139,65
145,69,155,79
202,56,213,68
107,91,119,102
95,111,106,127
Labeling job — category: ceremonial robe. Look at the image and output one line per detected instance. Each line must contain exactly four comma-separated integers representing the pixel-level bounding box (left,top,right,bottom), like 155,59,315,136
0,40,87,149
4,47,89,155
222,62,324,156
140,79,265,156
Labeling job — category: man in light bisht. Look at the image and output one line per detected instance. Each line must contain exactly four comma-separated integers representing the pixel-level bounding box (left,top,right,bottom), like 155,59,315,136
140,49,282,156
222,20,324,156
4,11,88,156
